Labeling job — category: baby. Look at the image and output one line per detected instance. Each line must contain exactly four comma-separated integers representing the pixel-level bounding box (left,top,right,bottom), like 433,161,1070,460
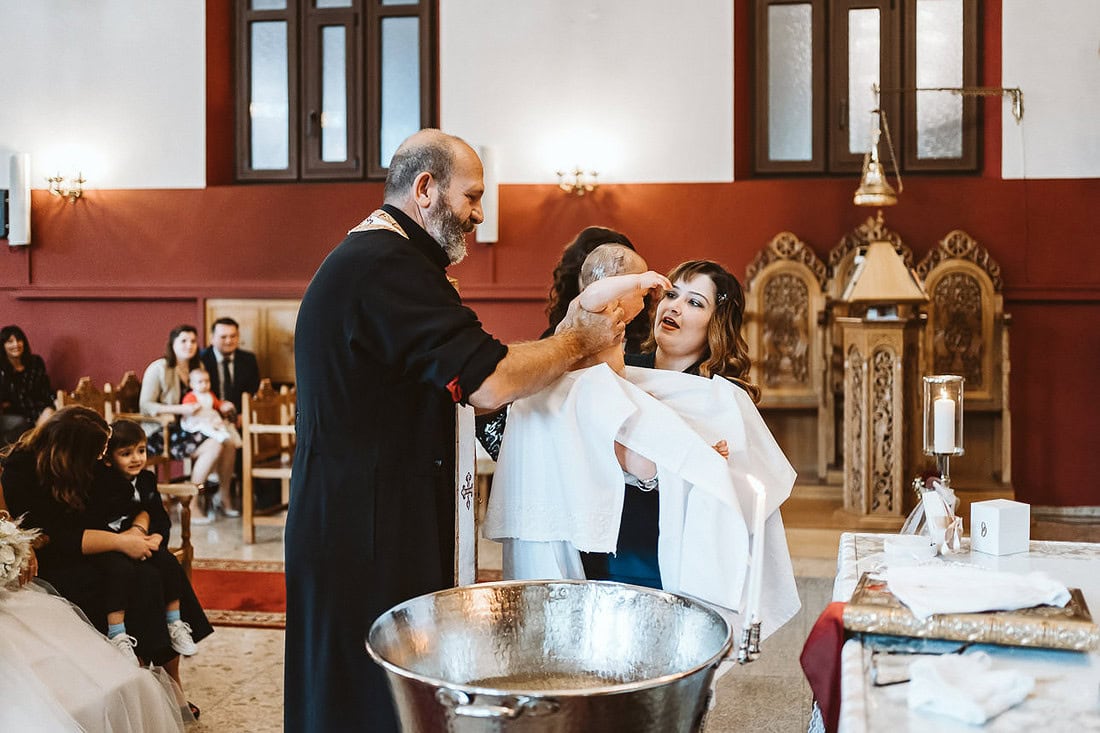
181,368,243,448
574,246,728,476
570,244,670,375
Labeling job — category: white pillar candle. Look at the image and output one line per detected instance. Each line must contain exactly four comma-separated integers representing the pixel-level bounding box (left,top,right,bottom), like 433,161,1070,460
933,396,956,453
744,475,767,625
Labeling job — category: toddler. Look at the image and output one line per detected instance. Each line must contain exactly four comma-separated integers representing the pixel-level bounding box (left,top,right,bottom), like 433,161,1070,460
91,419,213,682
181,368,243,448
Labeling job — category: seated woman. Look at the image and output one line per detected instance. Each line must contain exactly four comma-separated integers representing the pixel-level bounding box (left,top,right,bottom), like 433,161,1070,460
0,324,56,444
141,324,238,523
484,259,799,639
0,407,205,729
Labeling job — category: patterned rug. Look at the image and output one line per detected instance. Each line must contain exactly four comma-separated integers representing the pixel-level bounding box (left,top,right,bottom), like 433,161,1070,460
190,558,286,629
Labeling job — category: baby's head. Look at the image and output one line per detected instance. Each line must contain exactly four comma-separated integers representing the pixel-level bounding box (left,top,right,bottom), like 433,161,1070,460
105,418,148,478
189,367,212,394
579,244,647,289
580,244,651,318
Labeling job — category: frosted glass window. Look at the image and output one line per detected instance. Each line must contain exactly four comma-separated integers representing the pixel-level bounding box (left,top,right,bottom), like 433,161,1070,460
321,26,348,162
380,17,420,168
315,0,352,7
250,21,290,170
382,0,418,5
251,0,285,9
916,0,963,158
767,4,814,161
847,9,880,154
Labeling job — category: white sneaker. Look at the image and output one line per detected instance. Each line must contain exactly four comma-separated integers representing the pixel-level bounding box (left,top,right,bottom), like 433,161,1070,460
168,619,197,656
110,633,140,666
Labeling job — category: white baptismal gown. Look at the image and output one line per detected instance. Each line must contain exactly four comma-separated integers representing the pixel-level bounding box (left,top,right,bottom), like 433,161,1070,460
482,363,801,641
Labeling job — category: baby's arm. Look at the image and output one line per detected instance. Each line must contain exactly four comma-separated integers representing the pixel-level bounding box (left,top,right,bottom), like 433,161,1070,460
579,271,669,313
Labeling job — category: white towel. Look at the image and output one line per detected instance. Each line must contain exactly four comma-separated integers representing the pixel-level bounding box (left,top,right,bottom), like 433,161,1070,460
908,652,1034,725
886,565,1070,619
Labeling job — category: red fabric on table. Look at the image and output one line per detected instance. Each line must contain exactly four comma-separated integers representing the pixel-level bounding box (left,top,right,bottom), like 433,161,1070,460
800,601,847,733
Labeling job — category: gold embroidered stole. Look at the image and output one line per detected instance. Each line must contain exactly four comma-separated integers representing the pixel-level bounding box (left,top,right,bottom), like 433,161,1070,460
348,209,409,239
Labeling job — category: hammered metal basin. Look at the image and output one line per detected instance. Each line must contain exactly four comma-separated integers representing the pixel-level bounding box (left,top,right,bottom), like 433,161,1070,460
367,580,732,732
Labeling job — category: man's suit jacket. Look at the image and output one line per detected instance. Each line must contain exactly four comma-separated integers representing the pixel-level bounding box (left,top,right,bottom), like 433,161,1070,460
199,346,260,408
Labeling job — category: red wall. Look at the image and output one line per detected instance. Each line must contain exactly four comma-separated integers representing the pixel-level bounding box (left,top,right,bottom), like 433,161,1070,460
1,0,1096,506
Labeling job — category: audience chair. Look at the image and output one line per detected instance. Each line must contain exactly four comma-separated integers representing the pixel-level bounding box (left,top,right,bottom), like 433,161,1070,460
240,379,295,543
55,377,112,417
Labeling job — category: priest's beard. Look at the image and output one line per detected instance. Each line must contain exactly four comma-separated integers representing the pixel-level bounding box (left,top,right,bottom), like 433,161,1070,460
426,202,473,265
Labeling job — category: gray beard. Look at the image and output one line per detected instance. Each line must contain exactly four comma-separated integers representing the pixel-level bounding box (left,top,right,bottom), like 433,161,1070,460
426,205,470,265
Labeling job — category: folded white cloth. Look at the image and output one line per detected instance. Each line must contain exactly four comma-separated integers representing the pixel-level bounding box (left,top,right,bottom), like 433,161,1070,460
886,564,1071,619
908,651,1034,725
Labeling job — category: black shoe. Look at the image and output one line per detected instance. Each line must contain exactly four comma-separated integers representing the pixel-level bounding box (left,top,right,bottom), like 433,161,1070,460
188,701,200,720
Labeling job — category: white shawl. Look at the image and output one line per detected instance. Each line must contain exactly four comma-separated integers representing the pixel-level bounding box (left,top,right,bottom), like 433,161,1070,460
482,364,801,637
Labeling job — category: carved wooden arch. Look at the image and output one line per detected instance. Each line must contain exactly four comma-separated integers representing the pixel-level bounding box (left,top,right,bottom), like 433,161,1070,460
915,229,1004,292
743,232,827,406
917,230,1005,404
745,231,828,290
827,211,913,300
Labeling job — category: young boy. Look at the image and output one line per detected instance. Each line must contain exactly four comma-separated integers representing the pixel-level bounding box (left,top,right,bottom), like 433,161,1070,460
94,419,214,664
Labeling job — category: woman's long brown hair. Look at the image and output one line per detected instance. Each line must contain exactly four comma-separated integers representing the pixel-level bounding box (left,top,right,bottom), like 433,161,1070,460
2,406,109,511
647,260,762,403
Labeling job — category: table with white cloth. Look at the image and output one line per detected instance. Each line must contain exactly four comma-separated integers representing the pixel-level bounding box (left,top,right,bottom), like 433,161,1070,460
833,532,1100,732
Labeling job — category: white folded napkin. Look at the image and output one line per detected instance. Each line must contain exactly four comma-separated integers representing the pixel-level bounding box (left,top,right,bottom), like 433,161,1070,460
886,564,1070,619
908,652,1034,725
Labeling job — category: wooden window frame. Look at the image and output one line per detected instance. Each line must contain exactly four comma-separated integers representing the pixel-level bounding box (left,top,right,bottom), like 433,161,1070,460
753,0,827,174
234,0,437,183
753,0,980,176
901,0,979,172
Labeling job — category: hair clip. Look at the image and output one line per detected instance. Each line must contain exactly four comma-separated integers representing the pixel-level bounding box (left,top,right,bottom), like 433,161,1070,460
717,292,729,304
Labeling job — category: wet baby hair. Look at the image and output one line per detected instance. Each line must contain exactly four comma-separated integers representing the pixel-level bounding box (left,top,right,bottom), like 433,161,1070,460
578,244,646,290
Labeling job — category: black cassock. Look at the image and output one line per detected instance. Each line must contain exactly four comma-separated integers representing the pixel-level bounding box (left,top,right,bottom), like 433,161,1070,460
285,204,507,732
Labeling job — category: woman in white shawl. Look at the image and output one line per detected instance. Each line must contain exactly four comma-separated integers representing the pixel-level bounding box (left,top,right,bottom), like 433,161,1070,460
483,259,800,641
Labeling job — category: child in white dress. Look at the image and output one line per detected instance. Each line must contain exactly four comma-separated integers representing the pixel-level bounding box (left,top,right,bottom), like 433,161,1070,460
181,368,242,448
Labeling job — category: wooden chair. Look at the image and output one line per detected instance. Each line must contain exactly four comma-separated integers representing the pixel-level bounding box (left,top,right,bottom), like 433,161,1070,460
55,377,111,416
109,371,198,576
744,232,831,481
916,230,1012,487
241,379,295,543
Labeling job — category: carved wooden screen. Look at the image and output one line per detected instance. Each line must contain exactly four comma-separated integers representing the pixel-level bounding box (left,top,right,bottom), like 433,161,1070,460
744,232,828,407
916,230,1004,404
916,229,1010,484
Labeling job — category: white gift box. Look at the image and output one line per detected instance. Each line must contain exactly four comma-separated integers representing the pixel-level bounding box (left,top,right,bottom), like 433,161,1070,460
970,500,1030,556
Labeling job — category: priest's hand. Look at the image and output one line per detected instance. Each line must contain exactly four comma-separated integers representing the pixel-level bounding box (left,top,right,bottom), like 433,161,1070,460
558,296,626,354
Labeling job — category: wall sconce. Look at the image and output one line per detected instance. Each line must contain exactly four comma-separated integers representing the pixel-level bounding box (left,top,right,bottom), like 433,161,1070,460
853,107,902,208
556,167,599,197
46,172,85,203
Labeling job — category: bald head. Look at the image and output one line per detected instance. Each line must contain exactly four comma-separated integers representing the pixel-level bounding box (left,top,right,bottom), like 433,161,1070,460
384,129,478,204
382,129,485,265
